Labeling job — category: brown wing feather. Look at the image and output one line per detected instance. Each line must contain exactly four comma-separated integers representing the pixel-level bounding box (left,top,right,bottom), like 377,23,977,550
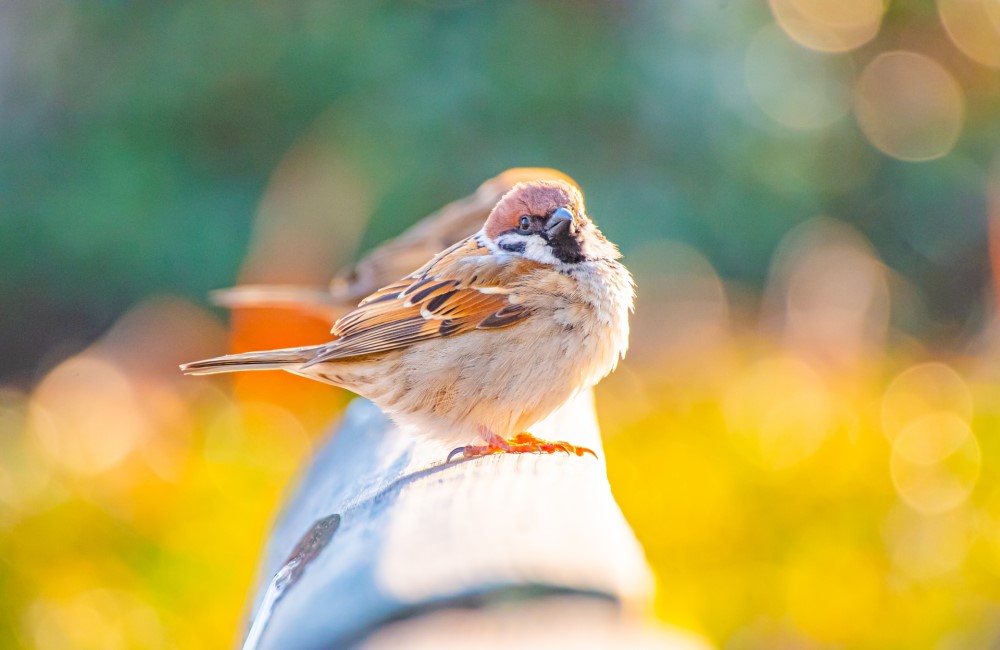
303,237,540,365
329,167,577,302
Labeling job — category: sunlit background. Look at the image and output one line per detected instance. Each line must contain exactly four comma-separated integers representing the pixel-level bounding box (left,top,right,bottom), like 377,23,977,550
3,1,1000,648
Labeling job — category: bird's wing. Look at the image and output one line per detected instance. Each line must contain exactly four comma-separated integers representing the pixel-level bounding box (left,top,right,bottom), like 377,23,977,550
329,167,577,302
209,169,577,318
304,236,540,365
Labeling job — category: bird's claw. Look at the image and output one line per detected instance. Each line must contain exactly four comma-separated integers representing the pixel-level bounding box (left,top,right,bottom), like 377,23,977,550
446,431,597,462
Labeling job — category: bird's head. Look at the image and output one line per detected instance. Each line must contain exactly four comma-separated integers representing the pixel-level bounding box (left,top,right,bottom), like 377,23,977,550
482,180,620,265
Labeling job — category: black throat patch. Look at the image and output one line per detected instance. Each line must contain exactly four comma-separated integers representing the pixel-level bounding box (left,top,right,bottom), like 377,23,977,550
546,231,586,264
498,229,587,263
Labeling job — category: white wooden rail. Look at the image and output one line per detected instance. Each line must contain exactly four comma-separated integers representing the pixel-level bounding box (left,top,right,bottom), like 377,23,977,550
241,390,705,649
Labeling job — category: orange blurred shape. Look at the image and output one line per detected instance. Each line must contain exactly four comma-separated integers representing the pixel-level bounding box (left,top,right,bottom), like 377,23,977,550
230,308,344,429
227,130,371,426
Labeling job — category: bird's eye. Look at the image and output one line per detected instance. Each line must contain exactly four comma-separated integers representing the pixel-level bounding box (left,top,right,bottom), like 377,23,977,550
518,216,531,232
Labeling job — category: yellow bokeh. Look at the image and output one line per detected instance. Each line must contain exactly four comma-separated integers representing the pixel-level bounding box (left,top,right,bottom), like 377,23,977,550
890,416,981,515
769,0,884,53
723,356,835,470
881,363,973,442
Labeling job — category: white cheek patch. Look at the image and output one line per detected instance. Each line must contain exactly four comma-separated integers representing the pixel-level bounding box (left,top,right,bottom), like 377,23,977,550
493,233,526,254
521,236,561,265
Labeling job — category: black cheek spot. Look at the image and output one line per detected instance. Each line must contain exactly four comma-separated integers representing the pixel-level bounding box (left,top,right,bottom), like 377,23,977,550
498,240,526,254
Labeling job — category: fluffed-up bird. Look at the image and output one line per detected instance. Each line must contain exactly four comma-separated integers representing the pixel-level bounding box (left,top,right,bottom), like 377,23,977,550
182,178,634,459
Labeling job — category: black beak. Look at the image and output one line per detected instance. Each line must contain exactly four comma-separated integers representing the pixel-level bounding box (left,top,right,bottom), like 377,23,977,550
545,207,574,238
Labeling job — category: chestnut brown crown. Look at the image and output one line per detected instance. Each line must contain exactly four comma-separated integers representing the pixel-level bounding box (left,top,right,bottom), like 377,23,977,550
482,180,619,265
484,181,583,240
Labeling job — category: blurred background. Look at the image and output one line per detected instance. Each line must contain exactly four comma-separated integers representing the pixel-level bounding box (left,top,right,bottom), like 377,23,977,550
2,0,1000,648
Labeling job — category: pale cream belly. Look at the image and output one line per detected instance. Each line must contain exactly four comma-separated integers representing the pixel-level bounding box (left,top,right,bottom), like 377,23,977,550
307,319,608,445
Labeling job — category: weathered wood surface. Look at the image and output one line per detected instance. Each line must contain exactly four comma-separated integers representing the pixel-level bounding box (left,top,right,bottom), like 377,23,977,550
242,390,698,649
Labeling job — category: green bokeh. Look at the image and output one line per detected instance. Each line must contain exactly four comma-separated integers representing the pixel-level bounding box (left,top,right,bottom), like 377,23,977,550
2,1,997,380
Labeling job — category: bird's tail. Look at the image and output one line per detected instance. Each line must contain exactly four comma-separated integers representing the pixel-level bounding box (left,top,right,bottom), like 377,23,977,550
180,345,323,376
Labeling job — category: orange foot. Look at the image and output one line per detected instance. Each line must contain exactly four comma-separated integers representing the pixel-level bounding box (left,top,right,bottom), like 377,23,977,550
447,431,597,462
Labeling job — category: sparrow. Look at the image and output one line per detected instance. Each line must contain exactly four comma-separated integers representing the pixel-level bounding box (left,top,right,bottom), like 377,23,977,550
181,179,634,459
211,168,578,323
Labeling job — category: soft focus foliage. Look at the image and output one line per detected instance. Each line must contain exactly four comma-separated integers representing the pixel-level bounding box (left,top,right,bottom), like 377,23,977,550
2,1,1000,649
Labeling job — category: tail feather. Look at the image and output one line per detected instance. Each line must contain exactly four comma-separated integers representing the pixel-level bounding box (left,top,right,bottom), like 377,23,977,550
180,345,322,376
